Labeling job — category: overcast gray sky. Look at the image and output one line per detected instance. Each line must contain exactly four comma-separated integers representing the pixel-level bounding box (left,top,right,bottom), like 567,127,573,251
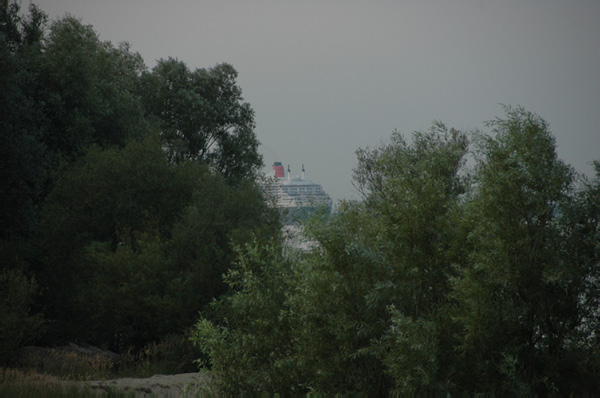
41,0,599,202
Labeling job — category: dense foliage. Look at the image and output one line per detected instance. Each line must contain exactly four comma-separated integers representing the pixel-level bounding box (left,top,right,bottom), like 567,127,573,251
1,3,278,354
0,269,45,363
194,108,600,395
2,3,599,395
140,58,261,180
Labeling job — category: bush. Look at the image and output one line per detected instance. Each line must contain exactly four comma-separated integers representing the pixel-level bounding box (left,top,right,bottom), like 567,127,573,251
192,241,300,394
0,269,45,364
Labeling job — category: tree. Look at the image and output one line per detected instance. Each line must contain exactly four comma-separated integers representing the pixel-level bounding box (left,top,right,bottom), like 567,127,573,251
2,3,276,353
0,3,48,244
194,124,470,395
192,109,599,394
140,58,261,180
0,4,50,361
167,175,282,311
36,135,202,346
1,1,23,53
288,125,468,394
37,134,280,349
554,160,600,392
288,204,392,395
0,268,45,364
40,15,148,160
192,241,299,394
1,5,148,266
357,125,469,393
354,124,469,319
80,232,178,349
451,106,595,394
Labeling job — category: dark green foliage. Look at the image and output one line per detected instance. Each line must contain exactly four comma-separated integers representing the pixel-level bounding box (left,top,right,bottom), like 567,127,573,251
80,233,177,349
140,58,261,180
289,125,469,394
196,124,470,395
36,136,196,346
1,3,50,358
2,4,147,268
0,3,48,242
168,176,282,311
2,3,273,355
37,136,279,349
196,109,600,395
0,269,45,363
3,4,599,393
289,205,392,395
39,15,148,158
192,241,299,394
39,135,200,255
451,106,592,394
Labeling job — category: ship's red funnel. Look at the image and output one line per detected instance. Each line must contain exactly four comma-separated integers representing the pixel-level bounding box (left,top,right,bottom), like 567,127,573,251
272,162,285,178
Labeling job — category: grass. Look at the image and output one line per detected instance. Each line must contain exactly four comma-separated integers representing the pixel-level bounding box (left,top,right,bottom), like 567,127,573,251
0,368,140,397
2,334,207,397
14,334,200,381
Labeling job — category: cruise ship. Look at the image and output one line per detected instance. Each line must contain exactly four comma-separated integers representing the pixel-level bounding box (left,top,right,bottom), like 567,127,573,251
264,162,333,224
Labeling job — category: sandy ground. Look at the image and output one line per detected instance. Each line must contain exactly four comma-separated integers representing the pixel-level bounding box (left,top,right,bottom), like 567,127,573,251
52,372,215,397
13,345,217,396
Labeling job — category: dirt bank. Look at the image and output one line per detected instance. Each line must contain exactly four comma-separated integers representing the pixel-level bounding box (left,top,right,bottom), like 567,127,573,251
11,344,216,396
3,368,216,397
82,372,213,397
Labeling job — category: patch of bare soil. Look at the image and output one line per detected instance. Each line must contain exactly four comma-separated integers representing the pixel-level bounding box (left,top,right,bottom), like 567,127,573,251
83,372,213,397
13,343,217,397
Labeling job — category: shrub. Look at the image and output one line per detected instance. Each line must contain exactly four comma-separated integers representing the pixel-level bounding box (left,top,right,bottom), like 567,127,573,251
0,269,45,364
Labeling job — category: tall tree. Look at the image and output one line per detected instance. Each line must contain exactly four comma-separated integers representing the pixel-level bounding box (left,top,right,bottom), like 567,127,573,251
1,4,50,362
2,7,148,248
140,58,261,180
37,134,280,349
354,123,469,319
292,124,469,394
451,106,592,394
0,3,48,252
357,125,469,392
192,241,299,394
36,135,201,344
200,124,470,395
193,108,599,394
40,15,147,159
2,3,276,353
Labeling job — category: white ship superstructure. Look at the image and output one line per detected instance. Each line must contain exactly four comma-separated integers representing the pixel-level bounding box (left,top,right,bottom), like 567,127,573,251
264,162,333,224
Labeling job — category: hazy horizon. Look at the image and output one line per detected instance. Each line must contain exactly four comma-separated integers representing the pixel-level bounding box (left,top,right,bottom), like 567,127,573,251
41,0,600,202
